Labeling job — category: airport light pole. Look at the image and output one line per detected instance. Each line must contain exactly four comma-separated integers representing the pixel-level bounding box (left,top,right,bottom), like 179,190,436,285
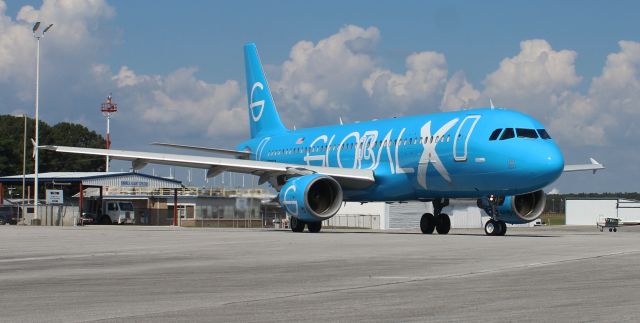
32,22,53,222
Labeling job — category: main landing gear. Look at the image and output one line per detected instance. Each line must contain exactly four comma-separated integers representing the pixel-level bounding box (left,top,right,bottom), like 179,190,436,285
290,217,322,233
481,195,507,236
420,198,451,235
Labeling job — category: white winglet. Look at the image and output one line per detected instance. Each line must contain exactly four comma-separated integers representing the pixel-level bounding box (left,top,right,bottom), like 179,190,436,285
563,158,604,173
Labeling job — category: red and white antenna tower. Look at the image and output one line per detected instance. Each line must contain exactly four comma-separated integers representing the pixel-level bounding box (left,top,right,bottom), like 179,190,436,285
100,94,118,172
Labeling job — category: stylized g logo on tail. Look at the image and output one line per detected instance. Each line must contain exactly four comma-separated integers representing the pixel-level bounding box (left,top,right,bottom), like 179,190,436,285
250,82,265,122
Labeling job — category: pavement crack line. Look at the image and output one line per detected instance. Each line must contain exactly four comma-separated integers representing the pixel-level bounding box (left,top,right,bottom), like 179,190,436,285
83,249,640,322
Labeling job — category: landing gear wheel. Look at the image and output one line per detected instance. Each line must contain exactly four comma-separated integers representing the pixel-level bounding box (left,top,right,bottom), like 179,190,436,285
290,217,305,232
307,221,322,233
485,219,498,236
496,220,507,236
435,213,451,235
420,213,436,234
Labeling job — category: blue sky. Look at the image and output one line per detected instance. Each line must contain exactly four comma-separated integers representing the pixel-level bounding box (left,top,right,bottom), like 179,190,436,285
104,1,639,85
9,1,635,84
1,0,639,193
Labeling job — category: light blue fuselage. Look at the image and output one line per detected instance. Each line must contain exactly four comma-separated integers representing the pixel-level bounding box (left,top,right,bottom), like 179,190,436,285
238,108,564,202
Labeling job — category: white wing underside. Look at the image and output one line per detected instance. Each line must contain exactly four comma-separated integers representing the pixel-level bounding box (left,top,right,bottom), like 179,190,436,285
40,145,375,190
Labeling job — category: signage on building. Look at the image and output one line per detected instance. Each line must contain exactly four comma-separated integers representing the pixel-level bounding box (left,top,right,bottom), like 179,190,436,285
120,181,149,187
46,189,64,204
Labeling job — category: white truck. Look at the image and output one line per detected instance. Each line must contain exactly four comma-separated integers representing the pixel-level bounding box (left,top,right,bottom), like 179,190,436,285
84,200,136,225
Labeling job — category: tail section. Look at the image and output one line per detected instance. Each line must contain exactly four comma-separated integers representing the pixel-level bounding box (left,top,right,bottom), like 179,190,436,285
244,43,288,138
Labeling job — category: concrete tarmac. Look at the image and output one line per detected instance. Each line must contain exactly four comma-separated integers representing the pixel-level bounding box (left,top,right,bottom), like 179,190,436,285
1,225,639,322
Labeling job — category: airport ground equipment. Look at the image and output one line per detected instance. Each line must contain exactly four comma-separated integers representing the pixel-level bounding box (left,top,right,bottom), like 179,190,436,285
84,200,135,225
597,217,620,232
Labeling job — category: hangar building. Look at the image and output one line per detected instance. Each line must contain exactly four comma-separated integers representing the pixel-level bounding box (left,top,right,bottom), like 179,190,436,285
0,172,276,227
565,198,640,225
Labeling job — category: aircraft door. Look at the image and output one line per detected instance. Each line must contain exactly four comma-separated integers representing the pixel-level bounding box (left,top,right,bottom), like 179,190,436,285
453,115,480,162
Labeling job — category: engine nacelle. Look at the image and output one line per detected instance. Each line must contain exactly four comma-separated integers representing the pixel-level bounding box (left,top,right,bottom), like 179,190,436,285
278,174,343,222
478,190,546,224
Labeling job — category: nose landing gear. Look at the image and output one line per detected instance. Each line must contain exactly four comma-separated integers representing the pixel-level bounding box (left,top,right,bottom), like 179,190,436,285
420,198,451,234
485,219,507,236
480,195,507,236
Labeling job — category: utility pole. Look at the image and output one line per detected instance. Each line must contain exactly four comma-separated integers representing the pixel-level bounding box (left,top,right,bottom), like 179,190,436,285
13,114,27,224
100,94,118,172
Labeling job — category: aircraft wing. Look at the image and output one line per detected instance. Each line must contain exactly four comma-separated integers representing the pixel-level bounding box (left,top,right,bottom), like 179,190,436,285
620,221,640,226
40,145,375,190
563,158,604,174
151,142,251,159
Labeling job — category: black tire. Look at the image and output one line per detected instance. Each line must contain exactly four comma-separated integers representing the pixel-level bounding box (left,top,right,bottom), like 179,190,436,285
609,228,613,232
307,221,322,233
290,217,305,232
496,221,507,236
435,213,451,235
420,213,436,234
485,220,498,236
613,228,617,232
100,216,112,225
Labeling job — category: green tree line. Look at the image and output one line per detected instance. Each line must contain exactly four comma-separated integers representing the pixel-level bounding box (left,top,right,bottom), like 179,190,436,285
0,115,106,177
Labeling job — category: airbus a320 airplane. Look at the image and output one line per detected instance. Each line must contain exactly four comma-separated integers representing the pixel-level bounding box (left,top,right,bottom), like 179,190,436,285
43,43,604,236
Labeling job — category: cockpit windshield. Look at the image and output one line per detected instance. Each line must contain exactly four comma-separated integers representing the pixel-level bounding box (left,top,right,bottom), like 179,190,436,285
489,129,502,141
490,128,553,141
516,128,538,139
537,129,552,139
499,128,515,140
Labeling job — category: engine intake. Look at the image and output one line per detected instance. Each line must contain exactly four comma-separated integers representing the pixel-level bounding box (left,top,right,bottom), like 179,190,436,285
278,174,343,222
478,190,546,224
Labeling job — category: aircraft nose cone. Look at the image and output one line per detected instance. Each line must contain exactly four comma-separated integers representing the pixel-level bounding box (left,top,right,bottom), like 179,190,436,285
536,143,564,185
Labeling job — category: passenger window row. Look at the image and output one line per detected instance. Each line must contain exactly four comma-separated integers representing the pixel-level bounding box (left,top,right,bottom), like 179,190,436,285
267,134,455,157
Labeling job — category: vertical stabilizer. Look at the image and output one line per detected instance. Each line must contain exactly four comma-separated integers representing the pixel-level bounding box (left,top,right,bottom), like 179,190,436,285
244,43,288,138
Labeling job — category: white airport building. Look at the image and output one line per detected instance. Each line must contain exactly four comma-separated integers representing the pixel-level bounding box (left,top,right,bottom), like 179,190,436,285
565,198,640,225
328,200,535,230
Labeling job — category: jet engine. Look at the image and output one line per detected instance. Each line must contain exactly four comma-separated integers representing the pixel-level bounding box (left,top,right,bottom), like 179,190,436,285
278,174,343,222
478,190,546,224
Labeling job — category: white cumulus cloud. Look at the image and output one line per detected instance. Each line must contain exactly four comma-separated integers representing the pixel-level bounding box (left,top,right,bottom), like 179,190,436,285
484,39,581,99
0,0,116,118
363,51,449,112
272,25,380,126
440,71,480,111
92,65,246,140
